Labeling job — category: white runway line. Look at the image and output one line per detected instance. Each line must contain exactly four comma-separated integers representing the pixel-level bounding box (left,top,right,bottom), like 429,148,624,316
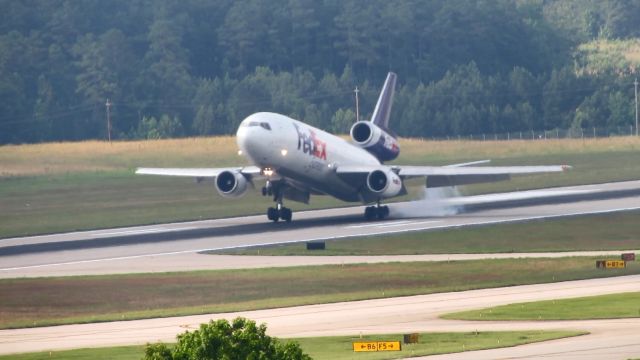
377,220,441,228
95,228,182,237
345,220,412,229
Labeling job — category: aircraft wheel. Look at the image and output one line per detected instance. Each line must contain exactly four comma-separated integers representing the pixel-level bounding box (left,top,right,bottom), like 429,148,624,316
267,207,279,222
280,207,292,223
378,205,389,219
261,187,267,196
364,206,376,221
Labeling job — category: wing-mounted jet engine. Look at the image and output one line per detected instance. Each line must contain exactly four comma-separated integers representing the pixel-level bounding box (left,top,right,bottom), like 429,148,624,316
215,170,250,198
366,168,403,198
361,167,403,220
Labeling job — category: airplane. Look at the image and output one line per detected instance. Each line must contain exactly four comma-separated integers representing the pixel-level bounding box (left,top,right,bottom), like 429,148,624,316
137,72,569,222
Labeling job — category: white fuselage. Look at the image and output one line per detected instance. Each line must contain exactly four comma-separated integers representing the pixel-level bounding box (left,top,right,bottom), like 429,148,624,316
237,112,381,202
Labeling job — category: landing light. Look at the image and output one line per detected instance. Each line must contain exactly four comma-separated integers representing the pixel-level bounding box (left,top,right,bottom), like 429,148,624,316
237,150,243,156
281,149,288,156
262,168,274,177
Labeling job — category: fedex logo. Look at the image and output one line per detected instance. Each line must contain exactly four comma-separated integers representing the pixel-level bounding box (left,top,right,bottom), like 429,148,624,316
294,123,327,160
384,134,399,152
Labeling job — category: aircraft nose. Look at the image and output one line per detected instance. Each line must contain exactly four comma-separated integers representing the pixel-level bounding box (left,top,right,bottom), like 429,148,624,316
236,120,253,154
236,115,273,164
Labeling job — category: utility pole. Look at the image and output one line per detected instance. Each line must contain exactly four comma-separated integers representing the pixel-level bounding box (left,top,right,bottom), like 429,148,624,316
354,86,360,122
105,98,112,143
635,77,638,136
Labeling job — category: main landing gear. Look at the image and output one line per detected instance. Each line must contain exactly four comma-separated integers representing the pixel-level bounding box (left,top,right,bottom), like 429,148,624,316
267,204,292,223
263,181,292,223
364,202,389,221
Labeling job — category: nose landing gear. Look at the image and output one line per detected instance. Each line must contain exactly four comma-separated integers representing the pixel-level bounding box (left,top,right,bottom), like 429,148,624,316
263,181,292,223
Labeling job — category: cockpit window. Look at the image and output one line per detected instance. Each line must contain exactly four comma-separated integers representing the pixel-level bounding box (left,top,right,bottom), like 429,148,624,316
243,121,271,130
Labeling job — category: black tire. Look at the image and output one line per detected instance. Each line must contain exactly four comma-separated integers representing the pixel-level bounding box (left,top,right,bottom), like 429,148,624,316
267,207,279,222
376,206,389,220
382,206,389,217
364,206,375,220
261,187,267,196
281,208,292,223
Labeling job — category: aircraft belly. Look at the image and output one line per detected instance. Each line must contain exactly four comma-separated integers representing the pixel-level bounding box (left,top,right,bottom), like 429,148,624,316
277,165,361,203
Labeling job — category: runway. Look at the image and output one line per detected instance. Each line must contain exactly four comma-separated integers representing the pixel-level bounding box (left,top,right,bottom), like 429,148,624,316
1,180,640,278
1,275,639,358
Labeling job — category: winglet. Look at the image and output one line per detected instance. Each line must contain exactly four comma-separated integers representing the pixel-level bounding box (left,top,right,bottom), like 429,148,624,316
370,72,397,130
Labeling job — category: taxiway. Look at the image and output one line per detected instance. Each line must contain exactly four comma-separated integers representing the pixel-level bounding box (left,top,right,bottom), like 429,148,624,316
0,275,638,358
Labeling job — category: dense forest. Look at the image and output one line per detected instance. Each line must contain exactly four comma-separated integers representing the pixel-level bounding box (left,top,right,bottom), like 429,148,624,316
1,0,639,144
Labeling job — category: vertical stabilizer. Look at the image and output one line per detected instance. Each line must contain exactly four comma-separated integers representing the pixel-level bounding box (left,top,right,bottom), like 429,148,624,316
370,72,397,130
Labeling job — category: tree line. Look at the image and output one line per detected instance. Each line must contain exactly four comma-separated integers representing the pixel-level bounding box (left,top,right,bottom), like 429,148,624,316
0,0,639,144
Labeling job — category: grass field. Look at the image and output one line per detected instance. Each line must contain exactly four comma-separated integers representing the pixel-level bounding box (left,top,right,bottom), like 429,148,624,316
2,137,638,177
0,346,145,360
1,257,638,329
1,137,639,238
443,292,640,321
217,210,640,256
0,331,585,360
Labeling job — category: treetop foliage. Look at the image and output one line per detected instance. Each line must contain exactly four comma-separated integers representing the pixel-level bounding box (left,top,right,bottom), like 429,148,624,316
1,0,639,144
143,317,311,360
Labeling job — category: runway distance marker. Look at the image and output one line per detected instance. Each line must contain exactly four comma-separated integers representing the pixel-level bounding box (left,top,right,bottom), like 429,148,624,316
352,341,401,352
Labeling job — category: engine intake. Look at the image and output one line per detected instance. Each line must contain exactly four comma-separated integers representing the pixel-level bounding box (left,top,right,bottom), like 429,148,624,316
366,169,402,198
215,170,249,198
350,121,400,162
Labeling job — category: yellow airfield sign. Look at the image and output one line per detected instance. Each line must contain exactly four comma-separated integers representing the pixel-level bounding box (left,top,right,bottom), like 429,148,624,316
606,260,626,269
353,341,401,352
596,260,627,269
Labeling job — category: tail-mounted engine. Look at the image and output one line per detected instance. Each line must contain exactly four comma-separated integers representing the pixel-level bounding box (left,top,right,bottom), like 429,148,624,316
350,121,400,162
366,168,403,198
215,170,249,198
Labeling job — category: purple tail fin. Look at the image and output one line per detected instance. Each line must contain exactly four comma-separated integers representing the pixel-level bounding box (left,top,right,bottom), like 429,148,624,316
370,72,397,131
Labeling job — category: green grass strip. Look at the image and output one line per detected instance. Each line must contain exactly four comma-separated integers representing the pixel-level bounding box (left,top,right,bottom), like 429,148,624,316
0,346,145,360
295,331,585,360
1,257,638,329
0,331,585,360
443,292,640,321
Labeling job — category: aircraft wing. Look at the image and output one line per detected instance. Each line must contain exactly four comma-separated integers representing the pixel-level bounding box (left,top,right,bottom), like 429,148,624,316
135,166,262,178
336,164,570,188
439,188,593,206
396,165,570,176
